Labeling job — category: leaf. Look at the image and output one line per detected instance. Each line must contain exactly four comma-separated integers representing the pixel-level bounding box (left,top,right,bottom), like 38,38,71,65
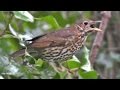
0,56,10,65
0,34,16,39
72,55,81,63
80,46,92,71
9,24,18,36
110,52,120,62
64,61,80,70
9,24,33,47
53,72,61,79
59,71,67,79
35,15,61,29
19,66,33,79
35,59,44,68
63,55,81,70
78,70,98,79
77,46,98,79
5,64,19,75
13,11,34,22
0,76,4,79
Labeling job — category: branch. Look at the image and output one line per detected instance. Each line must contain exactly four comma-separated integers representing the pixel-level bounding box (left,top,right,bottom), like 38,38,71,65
89,11,111,66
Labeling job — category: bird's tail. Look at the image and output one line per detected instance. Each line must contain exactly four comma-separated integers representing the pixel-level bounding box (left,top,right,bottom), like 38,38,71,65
10,48,36,59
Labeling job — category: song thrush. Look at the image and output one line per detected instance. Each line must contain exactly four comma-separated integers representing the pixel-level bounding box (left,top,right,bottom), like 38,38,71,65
11,20,101,65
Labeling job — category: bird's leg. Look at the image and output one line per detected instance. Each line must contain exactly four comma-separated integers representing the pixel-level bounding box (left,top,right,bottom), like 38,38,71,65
55,61,68,71
49,62,73,79
55,61,74,78
64,60,75,74
55,62,66,72
49,62,66,72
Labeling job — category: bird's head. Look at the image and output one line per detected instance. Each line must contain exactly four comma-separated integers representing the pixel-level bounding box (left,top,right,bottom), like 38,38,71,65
76,20,102,36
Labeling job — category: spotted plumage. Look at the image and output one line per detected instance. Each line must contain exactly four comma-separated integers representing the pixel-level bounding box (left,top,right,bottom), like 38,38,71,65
11,20,101,63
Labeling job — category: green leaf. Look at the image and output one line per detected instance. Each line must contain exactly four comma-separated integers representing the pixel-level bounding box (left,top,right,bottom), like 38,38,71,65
80,46,92,71
35,59,43,68
9,24,18,37
0,76,4,79
64,61,80,70
5,64,19,75
9,24,33,47
0,34,16,39
35,15,61,29
78,70,98,79
13,11,34,22
77,46,98,79
59,71,67,79
53,72,61,79
19,66,34,79
63,56,81,70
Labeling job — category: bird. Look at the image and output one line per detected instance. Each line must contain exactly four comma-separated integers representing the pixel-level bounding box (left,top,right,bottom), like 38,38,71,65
10,20,102,71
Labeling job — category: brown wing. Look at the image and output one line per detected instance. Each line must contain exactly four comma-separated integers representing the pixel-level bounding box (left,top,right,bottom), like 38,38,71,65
30,26,77,48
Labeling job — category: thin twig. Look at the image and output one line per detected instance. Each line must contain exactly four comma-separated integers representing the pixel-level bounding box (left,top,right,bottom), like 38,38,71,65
90,11,111,66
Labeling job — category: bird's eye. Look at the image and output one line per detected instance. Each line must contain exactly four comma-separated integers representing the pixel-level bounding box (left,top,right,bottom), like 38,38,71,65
83,22,88,25
90,24,95,28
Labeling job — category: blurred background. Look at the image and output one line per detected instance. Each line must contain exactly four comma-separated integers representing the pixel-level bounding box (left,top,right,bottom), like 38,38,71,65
0,11,120,79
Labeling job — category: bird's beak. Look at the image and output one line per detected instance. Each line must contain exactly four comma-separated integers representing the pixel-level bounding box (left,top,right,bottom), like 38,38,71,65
86,20,102,32
85,27,102,33
94,21,102,23
90,27,102,32
90,20,102,24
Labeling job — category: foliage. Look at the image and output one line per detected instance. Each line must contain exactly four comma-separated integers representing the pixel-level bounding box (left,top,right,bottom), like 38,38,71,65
0,11,100,79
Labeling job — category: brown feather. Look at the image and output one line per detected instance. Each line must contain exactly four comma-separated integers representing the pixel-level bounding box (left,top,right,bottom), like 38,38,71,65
30,25,80,48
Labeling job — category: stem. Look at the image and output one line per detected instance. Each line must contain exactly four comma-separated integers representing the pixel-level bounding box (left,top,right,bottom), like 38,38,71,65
89,11,111,66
